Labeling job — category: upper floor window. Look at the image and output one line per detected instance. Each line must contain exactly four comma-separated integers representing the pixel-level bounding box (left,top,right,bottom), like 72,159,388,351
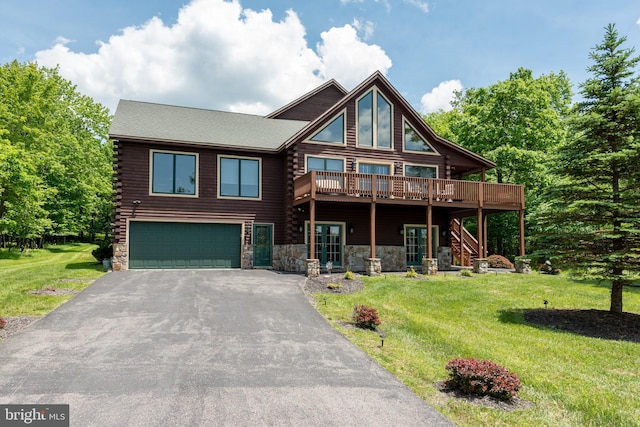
307,156,344,172
357,89,392,149
405,164,437,178
403,120,437,154
151,150,197,196
310,113,345,144
219,156,260,199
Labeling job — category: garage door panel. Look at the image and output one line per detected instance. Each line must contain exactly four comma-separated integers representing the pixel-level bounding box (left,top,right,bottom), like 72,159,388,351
129,222,241,269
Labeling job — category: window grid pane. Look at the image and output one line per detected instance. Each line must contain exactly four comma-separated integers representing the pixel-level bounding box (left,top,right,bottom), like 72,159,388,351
358,92,373,147
220,157,259,198
377,93,392,148
152,152,196,195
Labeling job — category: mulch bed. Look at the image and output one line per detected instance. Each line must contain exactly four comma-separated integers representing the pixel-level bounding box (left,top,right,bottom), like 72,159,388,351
524,308,640,343
434,381,533,411
303,273,365,295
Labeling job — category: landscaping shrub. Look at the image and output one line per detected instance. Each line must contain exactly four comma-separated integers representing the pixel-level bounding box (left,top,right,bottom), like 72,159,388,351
344,271,355,280
0,317,5,329
487,254,514,269
327,283,343,290
352,305,381,330
445,357,521,401
406,266,418,278
460,269,473,277
91,241,113,262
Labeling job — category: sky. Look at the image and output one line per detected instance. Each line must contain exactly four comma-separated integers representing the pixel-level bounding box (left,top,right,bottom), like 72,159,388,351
1,0,639,115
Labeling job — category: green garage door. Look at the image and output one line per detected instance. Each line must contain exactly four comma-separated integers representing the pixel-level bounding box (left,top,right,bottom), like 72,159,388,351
129,222,242,269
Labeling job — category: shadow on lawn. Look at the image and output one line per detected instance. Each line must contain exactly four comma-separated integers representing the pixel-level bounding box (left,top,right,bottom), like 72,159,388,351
65,261,104,272
498,308,640,344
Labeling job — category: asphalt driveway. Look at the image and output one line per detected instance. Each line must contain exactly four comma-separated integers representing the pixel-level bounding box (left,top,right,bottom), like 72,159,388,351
0,270,452,426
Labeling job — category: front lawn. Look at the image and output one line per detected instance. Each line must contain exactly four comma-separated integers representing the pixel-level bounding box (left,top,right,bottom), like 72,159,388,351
0,243,106,316
314,272,640,426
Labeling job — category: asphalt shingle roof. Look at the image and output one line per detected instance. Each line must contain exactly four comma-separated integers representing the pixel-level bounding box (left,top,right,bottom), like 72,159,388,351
109,100,309,151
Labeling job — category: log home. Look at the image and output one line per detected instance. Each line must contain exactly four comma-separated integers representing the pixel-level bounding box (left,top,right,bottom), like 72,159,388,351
109,71,524,274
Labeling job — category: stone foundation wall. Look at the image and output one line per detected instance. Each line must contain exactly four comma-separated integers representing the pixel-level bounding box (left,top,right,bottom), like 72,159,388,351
242,244,253,269
112,243,127,271
344,245,405,272
272,244,307,272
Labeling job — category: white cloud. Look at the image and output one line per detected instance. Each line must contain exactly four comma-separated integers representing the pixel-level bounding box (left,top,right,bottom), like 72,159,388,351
420,80,463,113
34,0,392,114
352,18,375,40
316,24,392,90
404,0,429,13
637,17,640,25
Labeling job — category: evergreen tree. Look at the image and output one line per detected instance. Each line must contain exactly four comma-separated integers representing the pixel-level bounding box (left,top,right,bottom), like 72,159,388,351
541,24,640,313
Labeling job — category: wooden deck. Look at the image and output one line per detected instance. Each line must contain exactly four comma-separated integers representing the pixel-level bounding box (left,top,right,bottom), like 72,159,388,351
293,171,524,210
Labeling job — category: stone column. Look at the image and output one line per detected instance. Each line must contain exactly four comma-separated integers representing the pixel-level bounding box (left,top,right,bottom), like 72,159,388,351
364,258,381,276
473,258,489,274
422,258,438,275
305,259,320,277
515,258,531,274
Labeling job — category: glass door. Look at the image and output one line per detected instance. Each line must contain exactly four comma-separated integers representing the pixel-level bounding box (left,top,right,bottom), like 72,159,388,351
405,226,438,265
309,224,343,267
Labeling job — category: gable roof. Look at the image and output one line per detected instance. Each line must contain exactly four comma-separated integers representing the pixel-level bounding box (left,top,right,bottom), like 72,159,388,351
109,100,308,151
266,79,348,120
280,71,495,170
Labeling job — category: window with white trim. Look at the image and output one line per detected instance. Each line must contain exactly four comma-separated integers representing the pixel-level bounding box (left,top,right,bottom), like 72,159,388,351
219,156,260,198
151,151,197,195
403,120,436,153
357,89,392,149
310,113,345,144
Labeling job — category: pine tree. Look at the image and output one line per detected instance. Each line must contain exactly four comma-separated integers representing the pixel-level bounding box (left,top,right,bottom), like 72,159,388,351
542,24,640,313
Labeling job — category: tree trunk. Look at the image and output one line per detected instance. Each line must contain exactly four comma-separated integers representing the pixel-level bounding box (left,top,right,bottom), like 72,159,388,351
610,279,623,313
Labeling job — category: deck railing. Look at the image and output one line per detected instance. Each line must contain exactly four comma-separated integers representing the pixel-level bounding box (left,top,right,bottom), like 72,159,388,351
294,171,524,208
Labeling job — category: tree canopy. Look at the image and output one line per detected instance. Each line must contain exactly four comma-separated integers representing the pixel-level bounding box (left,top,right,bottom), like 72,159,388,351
0,61,112,247
425,68,572,257
538,24,640,313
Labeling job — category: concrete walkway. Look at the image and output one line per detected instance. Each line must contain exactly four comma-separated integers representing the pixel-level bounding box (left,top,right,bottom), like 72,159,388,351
0,270,452,426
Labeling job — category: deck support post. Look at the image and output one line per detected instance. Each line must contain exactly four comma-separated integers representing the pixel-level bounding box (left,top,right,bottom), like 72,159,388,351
309,199,316,259
459,218,464,266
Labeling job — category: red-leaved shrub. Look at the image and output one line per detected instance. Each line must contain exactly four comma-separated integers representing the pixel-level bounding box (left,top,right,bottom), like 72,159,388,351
445,358,521,401
352,305,381,330
487,254,514,269
0,317,6,330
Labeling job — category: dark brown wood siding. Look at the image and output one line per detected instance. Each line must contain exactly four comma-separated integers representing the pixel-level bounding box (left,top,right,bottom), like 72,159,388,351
113,140,288,245
269,85,346,121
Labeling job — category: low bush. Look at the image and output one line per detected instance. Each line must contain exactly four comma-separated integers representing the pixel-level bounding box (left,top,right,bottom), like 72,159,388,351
460,269,473,277
344,271,355,280
327,283,343,290
0,317,5,329
406,266,418,278
352,305,381,330
91,241,113,262
487,254,514,269
445,357,521,401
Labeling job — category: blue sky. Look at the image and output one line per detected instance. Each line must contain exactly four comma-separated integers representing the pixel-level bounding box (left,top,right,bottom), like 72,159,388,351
2,0,639,114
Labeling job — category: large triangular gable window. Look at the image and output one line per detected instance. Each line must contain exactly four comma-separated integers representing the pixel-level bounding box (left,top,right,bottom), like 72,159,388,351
310,113,345,144
357,88,392,149
403,120,437,154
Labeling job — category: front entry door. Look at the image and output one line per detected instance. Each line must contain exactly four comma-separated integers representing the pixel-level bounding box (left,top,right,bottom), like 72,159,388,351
405,226,438,266
253,224,272,267
310,224,342,267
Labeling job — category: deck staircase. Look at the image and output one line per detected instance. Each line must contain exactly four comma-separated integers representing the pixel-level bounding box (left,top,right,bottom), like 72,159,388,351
450,219,479,267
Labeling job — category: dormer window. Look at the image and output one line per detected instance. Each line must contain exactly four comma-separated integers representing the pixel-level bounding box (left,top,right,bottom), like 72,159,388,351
357,88,392,149
310,113,345,144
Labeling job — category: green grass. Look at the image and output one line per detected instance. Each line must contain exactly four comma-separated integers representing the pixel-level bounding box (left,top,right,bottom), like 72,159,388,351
0,243,106,316
314,272,640,427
